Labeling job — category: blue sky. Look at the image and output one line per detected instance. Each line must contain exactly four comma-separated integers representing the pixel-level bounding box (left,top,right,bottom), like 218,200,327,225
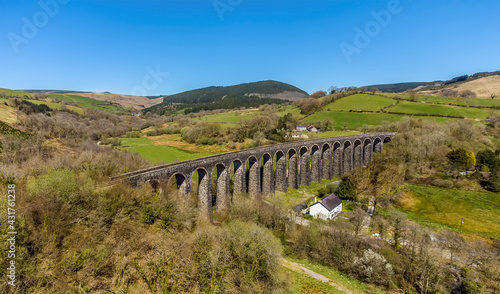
1,0,499,95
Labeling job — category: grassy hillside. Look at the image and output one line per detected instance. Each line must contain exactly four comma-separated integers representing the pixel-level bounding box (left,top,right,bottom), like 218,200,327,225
0,87,33,98
323,94,395,111
48,94,122,113
398,185,500,238
388,101,491,118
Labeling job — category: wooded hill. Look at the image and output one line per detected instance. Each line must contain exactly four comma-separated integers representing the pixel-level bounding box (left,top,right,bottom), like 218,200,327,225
144,80,309,115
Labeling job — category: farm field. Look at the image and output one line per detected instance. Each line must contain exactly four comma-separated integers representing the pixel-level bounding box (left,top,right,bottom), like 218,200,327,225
398,185,500,238
305,111,450,130
26,99,84,114
196,109,261,123
48,93,122,112
387,101,490,118
382,93,500,107
120,137,222,163
323,94,395,111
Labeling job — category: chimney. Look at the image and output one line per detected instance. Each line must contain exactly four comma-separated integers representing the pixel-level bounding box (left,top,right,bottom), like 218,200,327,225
315,197,317,203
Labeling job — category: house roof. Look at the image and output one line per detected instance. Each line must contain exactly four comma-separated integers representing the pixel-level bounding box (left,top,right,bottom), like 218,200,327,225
319,194,342,211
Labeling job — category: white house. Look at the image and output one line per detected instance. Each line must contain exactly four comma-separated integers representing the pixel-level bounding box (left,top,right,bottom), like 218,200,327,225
296,125,307,131
307,125,319,133
309,194,342,220
292,132,304,138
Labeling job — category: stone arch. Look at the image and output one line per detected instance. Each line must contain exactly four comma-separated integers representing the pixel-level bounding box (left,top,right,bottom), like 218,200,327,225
288,148,299,189
262,153,275,196
213,163,230,215
363,138,373,165
311,145,322,183
232,159,246,195
299,146,311,186
353,139,363,169
247,156,261,199
166,173,190,196
322,143,332,180
194,167,212,222
343,141,353,174
374,137,382,153
332,142,342,177
275,150,287,192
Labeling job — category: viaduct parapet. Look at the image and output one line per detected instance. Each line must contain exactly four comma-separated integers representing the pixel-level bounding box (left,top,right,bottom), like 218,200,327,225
111,133,395,221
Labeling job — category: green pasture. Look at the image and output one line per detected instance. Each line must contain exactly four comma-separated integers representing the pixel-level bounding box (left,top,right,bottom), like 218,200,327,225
26,99,83,114
382,93,500,107
323,94,395,112
120,137,219,163
0,87,33,98
398,185,500,239
48,94,122,112
387,101,490,118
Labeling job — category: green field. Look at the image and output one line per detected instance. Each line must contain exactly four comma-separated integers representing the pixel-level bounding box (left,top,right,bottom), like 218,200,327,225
305,111,449,130
398,185,500,238
48,94,122,112
0,87,33,98
323,94,395,112
285,257,385,294
387,101,490,118
26,99,83,114
197,110,261,123
382,93,500,107
120,137,219,163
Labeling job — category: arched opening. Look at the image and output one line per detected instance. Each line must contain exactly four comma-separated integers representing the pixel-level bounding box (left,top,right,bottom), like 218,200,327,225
231,159,245,195
343,141,353,174
311,145,321,183
247,156,261,200
333,142,342,177
353,140,363,169
363,139,372,165
192,168,212,222
212,163,230,215
299,146,311,186
322,143,332,180
262,153,274,197
166,173,190,196
288,148,299,189
374,138,382,153
275,151,287,192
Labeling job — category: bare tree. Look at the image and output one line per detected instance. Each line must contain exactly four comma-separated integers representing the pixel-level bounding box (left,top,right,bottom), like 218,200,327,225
348,207,367,236
440,229,465,265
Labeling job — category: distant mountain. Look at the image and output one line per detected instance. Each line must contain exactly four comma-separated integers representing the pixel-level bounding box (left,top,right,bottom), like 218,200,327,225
365,71,500,93
364,81,440,93
144,80,309,115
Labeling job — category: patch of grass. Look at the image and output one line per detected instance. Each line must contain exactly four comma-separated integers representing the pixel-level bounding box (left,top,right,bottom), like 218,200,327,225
0,87,33,98
26,99,83,114
388,101,490,118
197,110,261,123
285,268,344,294
0,102,18,124
47,94,122,113
120,137,219,163
398,185,500,238
275,179,340,209
285,257,385,294
323,94,395,112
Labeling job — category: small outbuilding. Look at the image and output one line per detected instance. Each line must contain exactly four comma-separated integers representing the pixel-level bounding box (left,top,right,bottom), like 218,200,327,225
296,125,308,131
309,194,342,220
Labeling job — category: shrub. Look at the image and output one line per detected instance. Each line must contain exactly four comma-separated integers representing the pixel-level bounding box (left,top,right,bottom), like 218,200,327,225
337,179,357,200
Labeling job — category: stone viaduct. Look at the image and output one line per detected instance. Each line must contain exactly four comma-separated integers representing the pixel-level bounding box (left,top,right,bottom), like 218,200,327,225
111,133,395,221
